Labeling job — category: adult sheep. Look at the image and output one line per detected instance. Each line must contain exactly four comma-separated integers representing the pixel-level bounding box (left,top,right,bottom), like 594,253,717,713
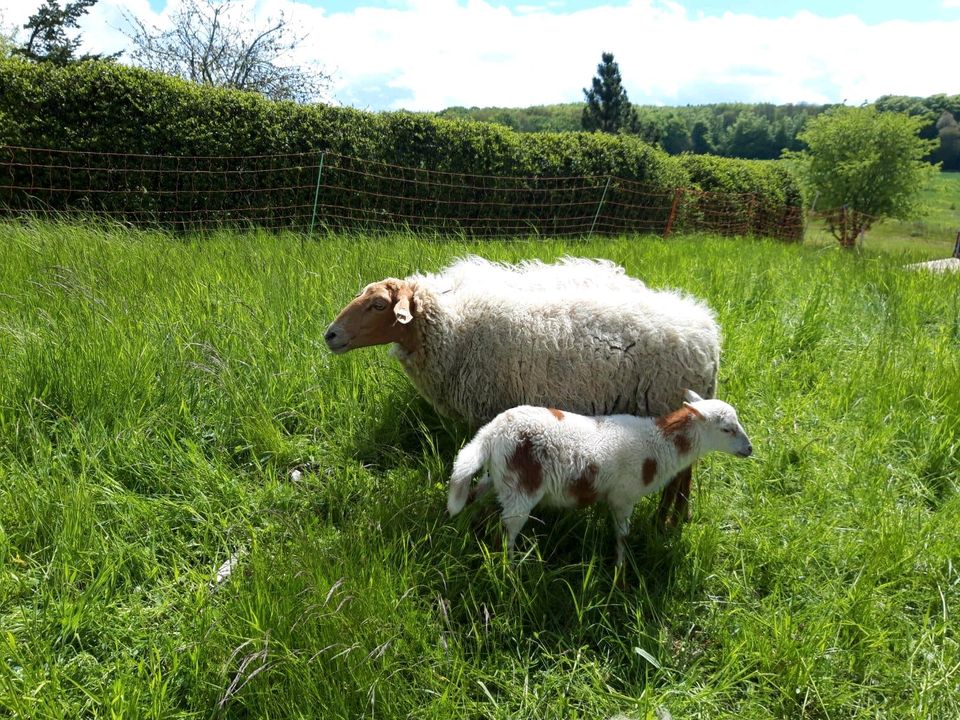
324,256,720,526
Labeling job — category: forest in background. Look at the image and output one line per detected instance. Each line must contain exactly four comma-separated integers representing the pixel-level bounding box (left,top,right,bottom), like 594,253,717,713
438,94,960,170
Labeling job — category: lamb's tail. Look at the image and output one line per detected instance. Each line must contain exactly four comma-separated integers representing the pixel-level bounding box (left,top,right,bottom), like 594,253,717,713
447,427,493,516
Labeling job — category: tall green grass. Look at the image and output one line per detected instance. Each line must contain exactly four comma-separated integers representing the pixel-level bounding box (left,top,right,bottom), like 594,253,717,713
1,221,958,718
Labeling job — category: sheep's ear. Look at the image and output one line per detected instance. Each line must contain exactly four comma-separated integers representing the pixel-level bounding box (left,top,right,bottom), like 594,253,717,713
393,291,413,324
683,401,704,418
683,389,704,403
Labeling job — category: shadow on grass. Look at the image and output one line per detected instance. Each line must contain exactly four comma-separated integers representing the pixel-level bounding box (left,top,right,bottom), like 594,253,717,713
330,387,702,689
348,386,470,470
386,479,695,666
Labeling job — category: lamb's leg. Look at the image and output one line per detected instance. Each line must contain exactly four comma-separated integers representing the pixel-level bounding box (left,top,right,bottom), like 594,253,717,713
499,488,541,561
467,473,493,505
609,504,633,570
501,509,530,562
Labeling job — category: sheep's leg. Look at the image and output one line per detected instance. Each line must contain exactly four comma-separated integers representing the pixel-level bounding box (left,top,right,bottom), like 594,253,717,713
655,476,681,529
670,466,694,525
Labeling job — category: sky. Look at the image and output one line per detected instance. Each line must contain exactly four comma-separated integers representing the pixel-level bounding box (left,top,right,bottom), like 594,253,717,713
1,0,958,112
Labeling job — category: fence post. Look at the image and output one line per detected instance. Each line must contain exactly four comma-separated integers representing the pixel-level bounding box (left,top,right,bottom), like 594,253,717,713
589,176,611,236
663,187,683,238
953,229,960,259
308,151,325,237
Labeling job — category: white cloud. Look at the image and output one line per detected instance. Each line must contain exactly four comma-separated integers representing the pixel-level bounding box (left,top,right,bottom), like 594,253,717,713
1,0,957,111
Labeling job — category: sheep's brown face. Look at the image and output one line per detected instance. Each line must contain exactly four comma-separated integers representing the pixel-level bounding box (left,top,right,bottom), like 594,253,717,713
324,279,416,354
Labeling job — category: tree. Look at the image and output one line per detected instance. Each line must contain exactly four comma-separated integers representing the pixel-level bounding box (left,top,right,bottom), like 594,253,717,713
787,106,938,248
14,0,114,65
935,111,960,172
631,107,663,145
0,20,15,58
582,52,635,134
659,111,692,154
690,118,714,154
724,112,776,159
124,0,330,103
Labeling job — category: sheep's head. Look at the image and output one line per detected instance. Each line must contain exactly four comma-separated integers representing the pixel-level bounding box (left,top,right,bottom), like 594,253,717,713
325,279,417,354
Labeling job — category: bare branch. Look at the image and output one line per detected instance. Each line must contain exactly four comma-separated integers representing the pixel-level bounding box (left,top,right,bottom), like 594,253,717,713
121,0,330,103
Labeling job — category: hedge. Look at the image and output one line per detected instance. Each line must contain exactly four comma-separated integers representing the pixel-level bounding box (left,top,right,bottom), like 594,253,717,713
0,58,804,239
676,154,807,240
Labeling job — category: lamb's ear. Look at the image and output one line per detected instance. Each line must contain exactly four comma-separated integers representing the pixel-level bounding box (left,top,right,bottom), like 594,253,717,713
683,388,704,403
682,401,704,418
393,286,414,324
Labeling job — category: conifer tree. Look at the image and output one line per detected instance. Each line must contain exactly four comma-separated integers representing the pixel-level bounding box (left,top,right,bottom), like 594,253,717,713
582,52,635,134
15,0,112,65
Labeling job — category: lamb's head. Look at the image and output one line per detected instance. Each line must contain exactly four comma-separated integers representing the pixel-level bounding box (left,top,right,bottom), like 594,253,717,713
324,279,417,354
681,389,753,458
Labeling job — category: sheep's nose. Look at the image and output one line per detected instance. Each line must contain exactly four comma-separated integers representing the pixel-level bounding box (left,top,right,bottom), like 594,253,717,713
324,328,338,343
741,443,753,458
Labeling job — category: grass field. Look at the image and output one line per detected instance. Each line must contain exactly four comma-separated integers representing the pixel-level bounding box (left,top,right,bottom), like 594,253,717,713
806,171,960,257
1,220,958,718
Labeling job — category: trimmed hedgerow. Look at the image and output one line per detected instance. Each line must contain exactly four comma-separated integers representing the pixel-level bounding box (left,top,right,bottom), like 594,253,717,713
677,154,806,241
0,58,803,239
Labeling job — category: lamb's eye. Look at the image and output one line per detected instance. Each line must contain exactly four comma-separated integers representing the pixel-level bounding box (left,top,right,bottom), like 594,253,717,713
372,301,387,311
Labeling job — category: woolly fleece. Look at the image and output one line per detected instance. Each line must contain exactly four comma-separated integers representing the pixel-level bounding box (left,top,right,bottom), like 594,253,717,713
392,256,721,427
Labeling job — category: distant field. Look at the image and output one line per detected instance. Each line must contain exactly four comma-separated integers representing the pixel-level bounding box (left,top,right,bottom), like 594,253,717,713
806,171,960,257
1,222,958,718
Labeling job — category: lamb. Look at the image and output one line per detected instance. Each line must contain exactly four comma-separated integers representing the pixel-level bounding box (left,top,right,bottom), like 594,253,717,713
324,256,721,526
446,390,753,567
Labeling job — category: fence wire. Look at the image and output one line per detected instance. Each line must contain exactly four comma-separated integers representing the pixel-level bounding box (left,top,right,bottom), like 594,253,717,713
0,146,805,240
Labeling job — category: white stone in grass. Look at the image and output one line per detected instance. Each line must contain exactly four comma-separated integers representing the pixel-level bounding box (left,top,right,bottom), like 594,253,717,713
290,469,303,482
211,552,242,589
904,258,960,273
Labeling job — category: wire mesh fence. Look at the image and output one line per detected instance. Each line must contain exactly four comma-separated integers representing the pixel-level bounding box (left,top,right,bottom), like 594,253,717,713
0,145,805,240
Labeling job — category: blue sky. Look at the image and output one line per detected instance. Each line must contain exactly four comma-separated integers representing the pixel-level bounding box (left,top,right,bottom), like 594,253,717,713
4,0,958,111
292,0,957,22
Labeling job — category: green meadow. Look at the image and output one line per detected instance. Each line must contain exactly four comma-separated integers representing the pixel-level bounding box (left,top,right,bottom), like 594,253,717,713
807,171,960,257
0,220,958,718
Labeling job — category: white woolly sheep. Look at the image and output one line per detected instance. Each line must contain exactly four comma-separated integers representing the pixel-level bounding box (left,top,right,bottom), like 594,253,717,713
446,390,752,567
324,256,721,526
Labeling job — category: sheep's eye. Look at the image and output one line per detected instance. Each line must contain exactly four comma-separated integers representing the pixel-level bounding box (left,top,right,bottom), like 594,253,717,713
372,301,387,311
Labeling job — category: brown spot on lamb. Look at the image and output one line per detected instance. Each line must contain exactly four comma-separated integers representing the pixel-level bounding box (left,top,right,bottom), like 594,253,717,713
642,457,658,486
655,405,702,454
509,435,542,494
568,464,599,507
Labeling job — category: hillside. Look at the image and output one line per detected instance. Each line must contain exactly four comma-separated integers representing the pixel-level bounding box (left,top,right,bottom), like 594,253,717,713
439,96,960,167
